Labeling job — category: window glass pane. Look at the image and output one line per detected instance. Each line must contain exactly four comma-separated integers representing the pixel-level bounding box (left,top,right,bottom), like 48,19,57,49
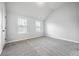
18,16,21,26
35,20,41,32
18,16,27,26
35,20,40,27
36,28,40,32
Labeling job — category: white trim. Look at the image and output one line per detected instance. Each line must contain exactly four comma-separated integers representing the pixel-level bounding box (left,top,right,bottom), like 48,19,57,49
6,38,28,44
0,42,5,55
0,48,2,55
6,36,43,44
6,35,79,44
46,34,79,43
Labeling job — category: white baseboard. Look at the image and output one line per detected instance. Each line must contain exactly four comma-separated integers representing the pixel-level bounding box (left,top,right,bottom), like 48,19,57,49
0,42,5,55
6,36,43,44
6,38,28,44
46,34,79,43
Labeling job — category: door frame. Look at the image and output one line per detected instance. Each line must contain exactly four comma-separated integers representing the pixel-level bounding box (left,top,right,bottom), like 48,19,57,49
0,2,6,55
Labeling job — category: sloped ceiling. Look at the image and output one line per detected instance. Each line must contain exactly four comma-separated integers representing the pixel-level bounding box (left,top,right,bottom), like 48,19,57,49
6,2,68,20
46,2,68,10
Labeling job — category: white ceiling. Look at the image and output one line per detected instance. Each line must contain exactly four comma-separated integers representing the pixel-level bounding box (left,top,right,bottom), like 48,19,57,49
6,2,69,20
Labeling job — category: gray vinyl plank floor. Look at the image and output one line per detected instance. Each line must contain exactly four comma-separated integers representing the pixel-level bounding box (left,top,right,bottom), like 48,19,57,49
1,36,79,56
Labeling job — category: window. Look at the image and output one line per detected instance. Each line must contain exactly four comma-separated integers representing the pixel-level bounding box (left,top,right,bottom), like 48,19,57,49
35,20,41,32
18,16,27,34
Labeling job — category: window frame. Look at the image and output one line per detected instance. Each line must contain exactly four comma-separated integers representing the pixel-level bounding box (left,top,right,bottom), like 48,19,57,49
18,16,28,34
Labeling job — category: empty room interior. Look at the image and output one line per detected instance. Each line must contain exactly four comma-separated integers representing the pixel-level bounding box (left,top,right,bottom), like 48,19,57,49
0,2,79,56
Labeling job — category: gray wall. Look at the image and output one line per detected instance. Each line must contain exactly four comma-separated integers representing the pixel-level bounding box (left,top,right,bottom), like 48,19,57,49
5,2,79,43
45,3,78,42
6,3,44,43
77,3,79,41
